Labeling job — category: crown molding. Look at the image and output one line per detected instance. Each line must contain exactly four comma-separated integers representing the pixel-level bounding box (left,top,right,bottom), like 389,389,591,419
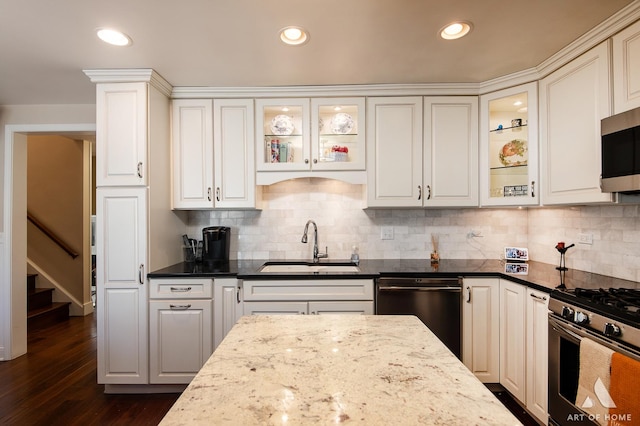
83,68,173,97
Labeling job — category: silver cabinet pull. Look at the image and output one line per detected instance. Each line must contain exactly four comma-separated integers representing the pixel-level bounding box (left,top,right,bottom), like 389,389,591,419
466,286,471,303
530,292,547,301
216,187,221,202
418,185,422,200
170,286,192,292
169,304,192,310
138,264,144,285
426,185,431,200
207,187,212,202
137,162,143,179
531,181,535,198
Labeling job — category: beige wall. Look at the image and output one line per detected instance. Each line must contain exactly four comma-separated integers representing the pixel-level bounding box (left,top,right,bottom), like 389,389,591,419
27,135,85,304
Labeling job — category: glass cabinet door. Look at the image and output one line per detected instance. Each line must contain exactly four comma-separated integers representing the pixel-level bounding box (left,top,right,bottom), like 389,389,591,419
480,82,538,206
311,97,365,171
256,98,310,171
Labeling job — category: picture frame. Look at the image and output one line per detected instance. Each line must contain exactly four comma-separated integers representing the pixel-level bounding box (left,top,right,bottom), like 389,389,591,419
504,246,529,261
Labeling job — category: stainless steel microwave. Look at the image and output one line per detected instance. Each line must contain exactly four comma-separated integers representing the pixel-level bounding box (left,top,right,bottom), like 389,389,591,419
601,106,640,193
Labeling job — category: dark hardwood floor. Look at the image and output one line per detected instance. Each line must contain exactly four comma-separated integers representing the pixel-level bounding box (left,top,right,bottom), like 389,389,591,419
0,314,179,426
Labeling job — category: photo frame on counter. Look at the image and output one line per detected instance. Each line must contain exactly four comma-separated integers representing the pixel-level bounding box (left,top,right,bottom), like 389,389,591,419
504,246,529,261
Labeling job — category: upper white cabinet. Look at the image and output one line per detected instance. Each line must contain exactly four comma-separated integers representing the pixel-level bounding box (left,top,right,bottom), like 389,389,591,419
255,97,366,184
96,82,148,187
613,19,640,113
366,97,423,207
424,97,479,207
480,82,539,207
172,98,258,209
540,41,614,205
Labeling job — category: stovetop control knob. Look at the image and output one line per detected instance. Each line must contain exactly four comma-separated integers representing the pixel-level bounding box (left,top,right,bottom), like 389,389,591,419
561,306,574,321
574,311,590,325
603,323,621,337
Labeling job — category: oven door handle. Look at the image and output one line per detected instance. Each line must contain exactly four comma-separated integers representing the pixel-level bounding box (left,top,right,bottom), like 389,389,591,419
378,286,461,292
549,316,584,342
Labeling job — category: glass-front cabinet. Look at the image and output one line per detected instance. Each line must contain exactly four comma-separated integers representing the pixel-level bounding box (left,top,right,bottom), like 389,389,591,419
479,82,538,206
256,97,366,183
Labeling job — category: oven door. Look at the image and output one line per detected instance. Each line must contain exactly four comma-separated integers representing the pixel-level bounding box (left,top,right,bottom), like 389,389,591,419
548,314,640,426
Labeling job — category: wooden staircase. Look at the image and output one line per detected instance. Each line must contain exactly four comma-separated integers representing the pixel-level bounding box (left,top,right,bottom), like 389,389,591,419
27,274,70,330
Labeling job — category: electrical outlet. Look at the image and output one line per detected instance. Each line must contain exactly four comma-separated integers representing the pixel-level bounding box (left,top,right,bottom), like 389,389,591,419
577,233,593,245
381,226,394,240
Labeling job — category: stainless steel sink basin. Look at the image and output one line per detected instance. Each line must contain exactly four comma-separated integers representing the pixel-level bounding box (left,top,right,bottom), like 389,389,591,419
259,262,360,273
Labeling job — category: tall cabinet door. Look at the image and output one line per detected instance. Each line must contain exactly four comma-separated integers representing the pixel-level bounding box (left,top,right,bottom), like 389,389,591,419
526,289,550,424
213,99,256,208
499,280,526,402
462,278,500,383
171,99,214,209
613,19,640,113
213,278,243,349
96,82,148,187
424,97,479,207
366,97,423,207
96,187,148,384
540,41,613,205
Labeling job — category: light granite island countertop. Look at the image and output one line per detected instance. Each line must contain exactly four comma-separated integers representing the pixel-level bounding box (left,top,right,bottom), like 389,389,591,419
160,315,521,425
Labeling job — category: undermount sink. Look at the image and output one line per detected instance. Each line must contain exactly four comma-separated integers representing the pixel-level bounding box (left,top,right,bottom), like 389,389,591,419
259,262,360,273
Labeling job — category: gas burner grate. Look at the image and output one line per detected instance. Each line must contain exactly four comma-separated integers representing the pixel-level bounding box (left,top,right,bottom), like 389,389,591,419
573,288,640,317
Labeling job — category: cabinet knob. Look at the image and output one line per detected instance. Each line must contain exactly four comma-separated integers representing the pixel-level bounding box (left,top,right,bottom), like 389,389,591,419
313,159,318,164
305,159,309,164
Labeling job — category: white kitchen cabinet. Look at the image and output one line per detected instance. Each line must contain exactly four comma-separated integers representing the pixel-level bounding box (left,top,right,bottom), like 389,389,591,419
171,99,214,209
526,288,550,424
149,299,212,384
613,19,640,113
366,97,423,207
499,279,526,402
424,96,479,207
96,187,148,384
213,278,243,349
172,98,258,209
242,279,374,316
244,301,373,315
255,97,366,184
462,278,500,383
96,82,148,187
479,82,539,207
540,41,614,205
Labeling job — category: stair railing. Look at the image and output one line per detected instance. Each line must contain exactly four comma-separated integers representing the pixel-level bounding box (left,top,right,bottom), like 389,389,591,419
27,211,79,259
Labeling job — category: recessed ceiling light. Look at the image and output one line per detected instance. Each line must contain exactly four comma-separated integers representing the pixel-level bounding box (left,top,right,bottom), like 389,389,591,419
96,28,132,46
513,101,523,106
440,21,472,40
279,26,309,46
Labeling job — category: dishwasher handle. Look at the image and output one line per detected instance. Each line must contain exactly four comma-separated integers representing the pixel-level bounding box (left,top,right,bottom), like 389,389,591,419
377,285,461,292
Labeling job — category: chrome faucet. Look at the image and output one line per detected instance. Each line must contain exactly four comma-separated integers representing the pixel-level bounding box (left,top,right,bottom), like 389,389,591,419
301,219,328,263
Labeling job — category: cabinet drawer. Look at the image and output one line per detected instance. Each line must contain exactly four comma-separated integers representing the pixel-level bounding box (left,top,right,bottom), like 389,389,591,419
149,278,213,299
242,279,374,301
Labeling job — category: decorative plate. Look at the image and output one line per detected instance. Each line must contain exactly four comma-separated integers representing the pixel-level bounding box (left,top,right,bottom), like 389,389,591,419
499,139,528,166
330,112,354,134
270,115,294,135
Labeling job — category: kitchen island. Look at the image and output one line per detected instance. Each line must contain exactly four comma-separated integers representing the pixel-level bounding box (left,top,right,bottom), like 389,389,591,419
159,315,521,425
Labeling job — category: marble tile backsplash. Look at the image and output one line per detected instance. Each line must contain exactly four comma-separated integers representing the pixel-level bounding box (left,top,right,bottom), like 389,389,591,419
187,179,640,282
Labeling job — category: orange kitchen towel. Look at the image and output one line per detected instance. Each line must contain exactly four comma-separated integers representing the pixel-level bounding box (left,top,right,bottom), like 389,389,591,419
575,338,615,426
609,352,640,426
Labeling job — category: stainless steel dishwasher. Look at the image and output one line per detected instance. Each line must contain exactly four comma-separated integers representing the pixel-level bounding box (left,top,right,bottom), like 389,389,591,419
376,277,461,359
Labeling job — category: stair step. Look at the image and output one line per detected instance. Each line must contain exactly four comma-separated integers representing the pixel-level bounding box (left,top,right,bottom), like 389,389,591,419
27,302,70,330
27,287,55,311
27,274,38,292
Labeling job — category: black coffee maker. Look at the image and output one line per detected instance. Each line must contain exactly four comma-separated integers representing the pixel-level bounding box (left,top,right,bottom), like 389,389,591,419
202,226,230,263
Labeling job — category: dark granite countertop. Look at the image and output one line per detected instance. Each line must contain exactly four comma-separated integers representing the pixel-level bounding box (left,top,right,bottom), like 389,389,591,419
148,258,640,293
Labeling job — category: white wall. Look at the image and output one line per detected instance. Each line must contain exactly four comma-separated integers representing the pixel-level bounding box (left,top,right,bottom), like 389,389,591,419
188,179,640,282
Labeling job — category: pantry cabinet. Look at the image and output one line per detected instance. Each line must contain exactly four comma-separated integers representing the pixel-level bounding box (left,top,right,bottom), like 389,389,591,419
539,41,614,205
96,82,148,187
479,82,539,207
148,278,213,384
171,98,258,209
255,97,366,184
462,278,500,383
526,288,550,424
499,279,526,402
613,19,640,113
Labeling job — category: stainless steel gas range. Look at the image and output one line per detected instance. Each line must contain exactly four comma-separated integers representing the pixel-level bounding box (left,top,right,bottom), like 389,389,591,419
548,287,640,426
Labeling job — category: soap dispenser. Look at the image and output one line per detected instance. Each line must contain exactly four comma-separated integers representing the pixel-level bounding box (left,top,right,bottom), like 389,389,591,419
350,245,360,265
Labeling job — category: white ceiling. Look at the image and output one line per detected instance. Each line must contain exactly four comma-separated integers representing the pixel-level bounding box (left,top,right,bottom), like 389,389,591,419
0,0,636,105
